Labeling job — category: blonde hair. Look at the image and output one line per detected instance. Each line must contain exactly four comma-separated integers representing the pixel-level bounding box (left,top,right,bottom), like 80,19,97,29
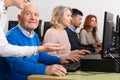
51,5,72,28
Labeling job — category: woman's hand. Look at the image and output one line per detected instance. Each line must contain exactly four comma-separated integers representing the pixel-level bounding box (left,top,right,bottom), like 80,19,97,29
37,43,65,52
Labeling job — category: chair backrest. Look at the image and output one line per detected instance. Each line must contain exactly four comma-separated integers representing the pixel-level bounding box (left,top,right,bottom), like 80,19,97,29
34,20,42,41
8,20,18,30
42,21,52,40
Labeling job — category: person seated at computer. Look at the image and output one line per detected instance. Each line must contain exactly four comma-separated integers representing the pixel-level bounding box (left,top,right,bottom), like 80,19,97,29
79,14,102,52
43,6,90,58
65,8,98,53
1,4,77,80
0,0,64,58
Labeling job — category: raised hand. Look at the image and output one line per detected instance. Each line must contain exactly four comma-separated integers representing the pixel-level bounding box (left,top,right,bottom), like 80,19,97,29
38,43,65,52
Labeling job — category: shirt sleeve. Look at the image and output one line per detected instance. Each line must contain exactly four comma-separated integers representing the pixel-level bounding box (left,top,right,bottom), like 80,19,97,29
6,52,60,75
0,26,37,57
38,52,60,65
6,57,47,74
95,33,101,43
79,30,87,45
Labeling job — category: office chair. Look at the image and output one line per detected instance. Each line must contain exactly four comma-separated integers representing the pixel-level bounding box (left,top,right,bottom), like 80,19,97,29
8,20,18,30
34,20,42,41
42,21,52,40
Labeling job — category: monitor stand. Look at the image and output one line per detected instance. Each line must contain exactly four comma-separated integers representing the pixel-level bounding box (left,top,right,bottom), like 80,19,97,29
80,54,120,73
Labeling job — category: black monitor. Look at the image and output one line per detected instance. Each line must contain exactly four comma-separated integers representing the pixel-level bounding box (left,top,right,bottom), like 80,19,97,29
101,11,115,59
116,15,120,33
114,15,120,49
118,18,120,51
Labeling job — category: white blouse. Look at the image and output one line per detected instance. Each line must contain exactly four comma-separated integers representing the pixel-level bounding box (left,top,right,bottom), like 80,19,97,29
0,0,37,57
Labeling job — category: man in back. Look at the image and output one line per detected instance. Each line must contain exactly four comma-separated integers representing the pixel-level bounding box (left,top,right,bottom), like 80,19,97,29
3,4,74,80
65,8,97,52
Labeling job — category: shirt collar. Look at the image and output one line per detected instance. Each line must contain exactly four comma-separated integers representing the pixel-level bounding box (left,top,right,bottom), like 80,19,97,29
68,25,76,32
18,24,34,38
89,27,94,32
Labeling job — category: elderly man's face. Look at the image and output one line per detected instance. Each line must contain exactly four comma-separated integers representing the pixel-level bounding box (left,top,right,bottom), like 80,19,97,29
18,5,39,32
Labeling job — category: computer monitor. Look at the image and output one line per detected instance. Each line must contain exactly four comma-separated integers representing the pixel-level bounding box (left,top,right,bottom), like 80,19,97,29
101,11,115,59
114,15,120,49
116,15,120,33
118,18,120,54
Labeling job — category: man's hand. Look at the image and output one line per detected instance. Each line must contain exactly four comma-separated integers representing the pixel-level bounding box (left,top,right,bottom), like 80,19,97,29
45,64,67,76
38,43,65,52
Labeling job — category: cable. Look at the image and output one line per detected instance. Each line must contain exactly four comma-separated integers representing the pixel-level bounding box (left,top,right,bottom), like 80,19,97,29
108,48,120,65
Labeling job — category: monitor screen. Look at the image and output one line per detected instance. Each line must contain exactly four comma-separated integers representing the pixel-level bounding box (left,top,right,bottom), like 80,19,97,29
118,18,120,51
114,15,120,49
101,11,115,59
116,15,120,33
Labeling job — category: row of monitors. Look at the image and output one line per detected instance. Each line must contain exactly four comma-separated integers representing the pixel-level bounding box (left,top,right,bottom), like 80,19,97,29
102,11,120,59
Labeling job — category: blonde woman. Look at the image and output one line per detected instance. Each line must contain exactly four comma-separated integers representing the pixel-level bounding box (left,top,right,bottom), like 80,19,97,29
43,6,90,60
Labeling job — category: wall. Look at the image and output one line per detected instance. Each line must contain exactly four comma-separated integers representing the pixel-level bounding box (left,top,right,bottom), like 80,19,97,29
7,0,120,41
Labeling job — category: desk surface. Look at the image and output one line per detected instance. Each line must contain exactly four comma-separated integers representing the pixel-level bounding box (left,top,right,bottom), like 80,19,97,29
28,71,120,80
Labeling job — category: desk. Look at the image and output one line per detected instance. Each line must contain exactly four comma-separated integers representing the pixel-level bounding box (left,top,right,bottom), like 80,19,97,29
28,71,120,80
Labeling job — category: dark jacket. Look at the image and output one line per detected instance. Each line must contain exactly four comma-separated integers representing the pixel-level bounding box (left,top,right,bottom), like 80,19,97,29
65,27,95,52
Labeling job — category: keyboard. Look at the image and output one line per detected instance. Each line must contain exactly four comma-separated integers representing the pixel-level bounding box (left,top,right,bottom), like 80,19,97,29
83,53,101,59
63,61,80,72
